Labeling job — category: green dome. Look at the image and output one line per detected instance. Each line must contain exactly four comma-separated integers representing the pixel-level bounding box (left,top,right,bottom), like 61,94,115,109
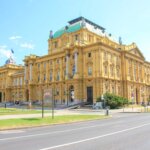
53,22,82,39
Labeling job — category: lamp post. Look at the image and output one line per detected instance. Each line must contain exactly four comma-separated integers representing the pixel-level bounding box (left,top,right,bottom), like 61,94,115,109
131,89,134,111
52,89,56,119
65,89,69,106
101,94,105,108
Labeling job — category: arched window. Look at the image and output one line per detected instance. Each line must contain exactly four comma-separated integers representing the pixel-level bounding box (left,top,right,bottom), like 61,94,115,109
88,66,92,75
104,65,108,75
72,65,75,76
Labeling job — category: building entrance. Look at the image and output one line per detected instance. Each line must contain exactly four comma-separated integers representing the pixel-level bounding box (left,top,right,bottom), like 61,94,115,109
69,85,74,103
87,87,93,104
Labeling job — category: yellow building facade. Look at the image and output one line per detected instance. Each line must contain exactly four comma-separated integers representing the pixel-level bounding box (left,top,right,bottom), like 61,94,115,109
0,64,24,102
0,17,150,105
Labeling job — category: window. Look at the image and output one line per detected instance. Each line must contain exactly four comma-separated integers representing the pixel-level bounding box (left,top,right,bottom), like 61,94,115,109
112,86,115,93
88,66,92,75
50,60,52,65
57,59,59,64
104,52,107,60
64,57,66,62
44,62,46,70
104,66,108,75
64,69,66,77
54,41,58,48
75,34,79,41
57,71,60,81
118,86,120,95
50,71,52,81
88,52,91,58
56,88,59,95
88,35,93,42
110,66,114,76
44,74,46,81
105,84,108,92
38,75,40,82
117,67,120,77
20,78,22,86
72,65,75,76
72,55,74,59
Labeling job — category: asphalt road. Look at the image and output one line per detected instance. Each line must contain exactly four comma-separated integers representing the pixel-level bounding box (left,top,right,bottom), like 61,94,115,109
0,113,150,150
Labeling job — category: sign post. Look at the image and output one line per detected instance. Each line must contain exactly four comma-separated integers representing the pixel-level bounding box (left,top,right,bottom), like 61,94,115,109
43,88,53,118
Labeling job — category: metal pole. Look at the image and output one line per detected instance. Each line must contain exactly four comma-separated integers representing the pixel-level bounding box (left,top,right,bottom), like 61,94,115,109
42,99,44,118
52,91,54,119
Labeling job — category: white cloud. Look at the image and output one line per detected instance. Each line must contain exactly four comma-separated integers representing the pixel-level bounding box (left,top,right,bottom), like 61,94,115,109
20,43,35,49
0,45,11,58
9,36,22,40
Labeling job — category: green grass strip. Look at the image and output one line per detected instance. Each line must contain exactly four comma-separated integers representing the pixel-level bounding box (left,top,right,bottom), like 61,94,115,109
0,115,107,130
0,108,50,115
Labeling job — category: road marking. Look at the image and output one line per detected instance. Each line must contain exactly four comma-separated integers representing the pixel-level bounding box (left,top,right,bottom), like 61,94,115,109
0,121,120,141
40,122,150,150
0,130,25,134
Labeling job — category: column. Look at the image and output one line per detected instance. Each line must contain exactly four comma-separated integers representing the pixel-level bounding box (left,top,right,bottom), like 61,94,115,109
24,65,27,81
75,52,78,73
29,64,32,81
66,54,69,78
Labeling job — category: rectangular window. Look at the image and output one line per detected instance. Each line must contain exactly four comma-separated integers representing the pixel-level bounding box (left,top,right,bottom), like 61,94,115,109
50,60,52,65
88,52,91,58
104,52,107,60
88,35,93,42
88,67,92,76
57,59,59,64
104,66,107,75
44,62,46,70
54,41,58,48
75,34,79,41
57,72,60,81
44,74,46,81
50,71,52,81
38,75,40,82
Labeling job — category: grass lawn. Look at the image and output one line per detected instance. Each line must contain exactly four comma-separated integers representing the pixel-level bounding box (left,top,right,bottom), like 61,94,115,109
0,108,50,115
0,115,107,130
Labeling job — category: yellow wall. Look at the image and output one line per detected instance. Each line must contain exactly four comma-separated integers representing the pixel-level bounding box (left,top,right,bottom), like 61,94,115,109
0,24,150,105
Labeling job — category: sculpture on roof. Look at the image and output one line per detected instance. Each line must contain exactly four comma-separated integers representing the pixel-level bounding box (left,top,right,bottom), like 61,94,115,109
5,49,16,65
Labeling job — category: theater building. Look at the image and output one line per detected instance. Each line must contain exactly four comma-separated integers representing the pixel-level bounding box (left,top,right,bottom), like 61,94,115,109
0,17,150,105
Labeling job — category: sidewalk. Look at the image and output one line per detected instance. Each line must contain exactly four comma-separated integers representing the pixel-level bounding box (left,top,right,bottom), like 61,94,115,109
0,107,147,120
0,109,103,120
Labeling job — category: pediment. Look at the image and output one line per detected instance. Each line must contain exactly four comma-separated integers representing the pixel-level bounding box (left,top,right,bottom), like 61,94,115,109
128,48,145,60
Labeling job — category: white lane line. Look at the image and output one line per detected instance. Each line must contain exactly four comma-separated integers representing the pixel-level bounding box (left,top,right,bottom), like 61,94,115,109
0,130,25,134
0,122,120,141
40,122,150,150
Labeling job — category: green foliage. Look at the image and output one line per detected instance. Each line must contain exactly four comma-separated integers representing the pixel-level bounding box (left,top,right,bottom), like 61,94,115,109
0,115,107,130
97,93,128,109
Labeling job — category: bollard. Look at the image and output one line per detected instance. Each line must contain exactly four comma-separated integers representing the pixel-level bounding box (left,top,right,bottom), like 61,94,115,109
5,103,6,108
105,107,109,116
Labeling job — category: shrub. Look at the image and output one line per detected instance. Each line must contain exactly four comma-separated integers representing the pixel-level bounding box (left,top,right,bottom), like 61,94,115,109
97,93,128,109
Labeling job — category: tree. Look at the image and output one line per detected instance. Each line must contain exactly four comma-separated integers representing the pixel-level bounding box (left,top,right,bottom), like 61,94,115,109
97,93,128,109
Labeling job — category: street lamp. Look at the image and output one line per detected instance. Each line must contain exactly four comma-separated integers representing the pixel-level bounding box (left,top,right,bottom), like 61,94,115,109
101,94,105,108
51,89,57,119
131,89,135,111
65,89,69,106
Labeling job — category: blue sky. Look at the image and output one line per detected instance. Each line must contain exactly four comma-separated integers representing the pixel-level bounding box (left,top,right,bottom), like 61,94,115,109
0,0,150,66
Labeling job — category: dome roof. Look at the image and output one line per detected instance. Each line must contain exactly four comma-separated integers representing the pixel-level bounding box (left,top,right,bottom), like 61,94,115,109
5,57,15,65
